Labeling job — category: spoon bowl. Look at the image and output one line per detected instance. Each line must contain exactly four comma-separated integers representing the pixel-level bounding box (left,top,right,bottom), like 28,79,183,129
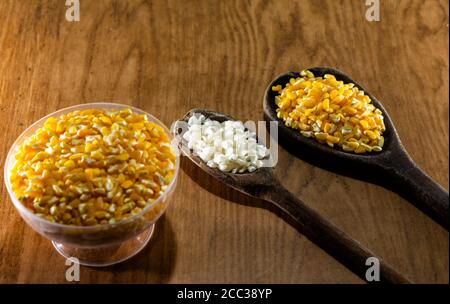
172,108,411,284
264,67,449,229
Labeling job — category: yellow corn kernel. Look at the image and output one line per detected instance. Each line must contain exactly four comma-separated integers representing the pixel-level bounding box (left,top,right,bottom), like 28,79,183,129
342,145,353,152
302,98,317,108
56,121,66,133
360,120,370,129
286,91,296,100
64,160,76,170
360,143,373,152
117,173,126,184
131,122,145,130
346,141,360,150
77,128,90,138
84,168,99,179
90,150,104,160
299,123,310,131
322,98,330,111
332,95,345,103
121,180,133,189
279,99,290,109
31,152,50,162
272,85,282,92
68,126,77,135
342,106,357,115
100,127,110,136
315,132,328,141
323,122,334,134
326,135,340,144
349,117,360,125
99,116,112,125
367,117,377,128
355,145,366,153
84,142,96,153
44,117,57,129
116,153,130,161
365,130,378,140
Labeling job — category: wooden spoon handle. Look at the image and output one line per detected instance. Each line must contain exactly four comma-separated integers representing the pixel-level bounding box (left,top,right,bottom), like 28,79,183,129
262,183,412,284
382,153,449,230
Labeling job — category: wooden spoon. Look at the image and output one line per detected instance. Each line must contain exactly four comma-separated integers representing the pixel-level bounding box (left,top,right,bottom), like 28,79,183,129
264,67,449,230
172,108,412,284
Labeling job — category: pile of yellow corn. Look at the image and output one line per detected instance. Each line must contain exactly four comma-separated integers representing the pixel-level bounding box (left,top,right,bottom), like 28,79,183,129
10,108,176,226
273,70,385,153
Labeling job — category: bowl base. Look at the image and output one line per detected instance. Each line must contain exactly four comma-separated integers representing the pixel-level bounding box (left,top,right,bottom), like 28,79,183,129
52,224,155,267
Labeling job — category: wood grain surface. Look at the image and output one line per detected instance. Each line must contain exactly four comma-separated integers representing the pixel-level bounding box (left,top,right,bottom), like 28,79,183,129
0,0,448,284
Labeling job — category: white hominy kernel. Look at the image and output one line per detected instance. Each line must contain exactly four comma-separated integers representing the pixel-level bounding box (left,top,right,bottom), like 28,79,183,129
184,114,268,173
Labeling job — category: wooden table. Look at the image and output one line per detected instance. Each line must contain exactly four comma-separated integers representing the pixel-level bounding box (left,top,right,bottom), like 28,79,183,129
0,0,448,284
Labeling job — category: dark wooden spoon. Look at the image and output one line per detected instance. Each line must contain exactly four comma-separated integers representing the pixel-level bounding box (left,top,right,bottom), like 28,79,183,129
172,108,412,284
264,67,449,230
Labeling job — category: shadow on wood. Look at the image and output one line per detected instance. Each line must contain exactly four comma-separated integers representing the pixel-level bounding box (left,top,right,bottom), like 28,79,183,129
107,215,177,283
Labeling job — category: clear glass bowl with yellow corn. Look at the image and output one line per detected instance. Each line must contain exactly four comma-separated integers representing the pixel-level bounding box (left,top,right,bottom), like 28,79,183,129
272,70,385,153
4,103,179,266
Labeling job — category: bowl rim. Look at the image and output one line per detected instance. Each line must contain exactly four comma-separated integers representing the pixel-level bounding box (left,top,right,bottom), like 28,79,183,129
3,102,180,231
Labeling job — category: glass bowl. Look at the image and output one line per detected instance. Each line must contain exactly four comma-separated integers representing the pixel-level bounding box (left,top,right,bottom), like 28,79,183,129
3,103,180,267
